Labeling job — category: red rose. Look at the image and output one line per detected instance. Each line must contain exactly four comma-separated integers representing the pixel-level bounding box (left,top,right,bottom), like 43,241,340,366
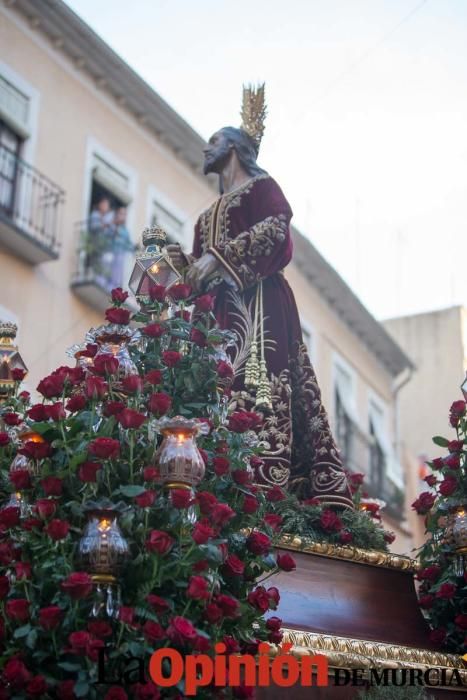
3,658,31,689
266,616,282,632
264,513,283,531
22,517,42,531
213,456,230,476
87,637,105,662
242,495,259,514
448,439,464,452
103,401,125,417
436,582,457,599
85,376,108,399
57,680,77,700
232,469,251,485
143,620,165,642
417,565,441,582
11,368,26,381
320,510,343,532
43,402,66,421
88,620,113,638
383,531,396,544
19,390,30,401
450,400,466,416
135,490,156,508
39,605,63,630
167,615,197,645
196,491,218,515
339,530,353,544
41,476,63,496
143,323,166,338
15,562,32,579
61,572,93,599
194,634,211,652
424,475,437,487
195,294,214,312
111,287,129,303
149,284,166,302
146,594,169,613
117,408,147,430
26,675,48,697
45,519,70,541
0,541,16,565
204,602,223,623
19,440,52,460
143,466,160,482
145,369,162,386
88,437,120,459
6,598,30,621
121,375,144,394
444,454,461,469
411,492,436,514
105,307,130,325
133,682,161,700
168,283,192,301
223,554,245,577
186,576,210,600
266,486,286,502
192,520,215,544
190,328,207,347
430,458,444,470
0,575,9,598
146,530,174,555
171,489,192,509
93,353,120,376
276,553,296,571
3,412,21,426
0,506,20,528
162,351,181,367
10,469,32,490
35,498,57,519
0,431,10,446
66,394,87,412
439,476,458,496
429,628,446,644
247,586,270,613
267,586,280,608
68,630,91,655
216,594,240,618
53,365,85,385
148,392,172,416
210,503,236,527
118,606,135,625
247,531,271,555
37,374,64,398
268,629,284,644
418,594,435,609
455,614,467,630
78,461,102,483
228,411,255,433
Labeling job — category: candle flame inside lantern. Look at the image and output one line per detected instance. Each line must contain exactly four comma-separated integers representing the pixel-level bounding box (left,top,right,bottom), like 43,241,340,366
150,263,160,274
98,518,112,532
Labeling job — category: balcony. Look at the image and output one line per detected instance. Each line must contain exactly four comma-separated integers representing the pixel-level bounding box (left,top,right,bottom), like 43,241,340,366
0,144,65,264
70,220,136,312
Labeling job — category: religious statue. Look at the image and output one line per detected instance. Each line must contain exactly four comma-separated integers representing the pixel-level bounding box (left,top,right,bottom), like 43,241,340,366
168,85,353,508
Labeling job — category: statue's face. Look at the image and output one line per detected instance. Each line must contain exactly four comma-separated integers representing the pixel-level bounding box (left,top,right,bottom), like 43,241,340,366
203,131,232,175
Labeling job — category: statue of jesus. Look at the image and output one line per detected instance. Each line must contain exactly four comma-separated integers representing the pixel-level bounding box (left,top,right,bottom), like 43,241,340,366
168,86,353,508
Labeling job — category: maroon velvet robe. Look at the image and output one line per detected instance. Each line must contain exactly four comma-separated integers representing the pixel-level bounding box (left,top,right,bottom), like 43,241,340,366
192,174,353,508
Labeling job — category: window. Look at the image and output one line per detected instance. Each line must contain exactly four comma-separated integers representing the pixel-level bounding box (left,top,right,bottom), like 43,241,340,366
333,359,358,467
368,398,404,491
0,118,22,215
150,200,184,245
300,319,313,358
0,74,30,138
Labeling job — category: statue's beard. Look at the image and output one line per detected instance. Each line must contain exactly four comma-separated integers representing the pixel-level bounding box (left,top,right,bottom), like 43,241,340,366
203,143,231,175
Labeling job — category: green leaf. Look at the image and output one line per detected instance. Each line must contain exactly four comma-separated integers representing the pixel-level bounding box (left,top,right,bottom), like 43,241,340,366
74,680,90,698
58,662,83,672
26,629,38,649
13,624,31,638
119,485,147,497
433,436,449,447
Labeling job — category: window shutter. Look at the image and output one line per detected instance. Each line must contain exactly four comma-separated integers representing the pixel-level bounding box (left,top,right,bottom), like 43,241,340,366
0,74,30,138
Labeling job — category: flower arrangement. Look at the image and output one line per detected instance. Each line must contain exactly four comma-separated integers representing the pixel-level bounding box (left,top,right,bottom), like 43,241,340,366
412,396,467,654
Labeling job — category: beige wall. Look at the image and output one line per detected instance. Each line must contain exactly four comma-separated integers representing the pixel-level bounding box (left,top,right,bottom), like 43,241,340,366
0,7,214,393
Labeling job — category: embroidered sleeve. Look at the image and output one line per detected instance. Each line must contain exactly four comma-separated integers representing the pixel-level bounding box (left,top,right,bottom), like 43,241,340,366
207,214,291,291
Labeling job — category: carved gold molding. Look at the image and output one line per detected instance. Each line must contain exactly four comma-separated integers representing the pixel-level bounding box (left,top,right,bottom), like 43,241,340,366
277,534,420,572
278,628,467,681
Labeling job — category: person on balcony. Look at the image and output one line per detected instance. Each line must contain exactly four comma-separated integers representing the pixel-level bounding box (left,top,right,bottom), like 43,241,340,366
109,206,133,288
87,196,114,279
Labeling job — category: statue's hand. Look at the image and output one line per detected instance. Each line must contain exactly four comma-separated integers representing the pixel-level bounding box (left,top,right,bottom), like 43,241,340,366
166,243,190,271
185,253,219,294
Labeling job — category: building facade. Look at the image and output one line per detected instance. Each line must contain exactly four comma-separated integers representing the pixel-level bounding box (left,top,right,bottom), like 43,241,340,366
1,0,414,552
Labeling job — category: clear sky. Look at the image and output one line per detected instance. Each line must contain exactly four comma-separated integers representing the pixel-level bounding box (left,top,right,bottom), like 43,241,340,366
66,0,467,321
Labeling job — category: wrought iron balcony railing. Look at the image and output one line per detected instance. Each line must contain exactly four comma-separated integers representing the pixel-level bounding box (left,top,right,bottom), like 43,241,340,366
70,220,136,312
0,144,65,264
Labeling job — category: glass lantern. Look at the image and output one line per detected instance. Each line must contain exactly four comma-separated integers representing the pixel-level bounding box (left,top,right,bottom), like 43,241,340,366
129,226,181,306
0,322,28,402
10,431,46,477
78,501,129,618
461,372,467,401
152,416,209,489
451,505,467,577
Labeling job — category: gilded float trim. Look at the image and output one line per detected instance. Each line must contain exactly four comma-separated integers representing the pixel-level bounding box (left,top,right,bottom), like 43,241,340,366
277,534,420,572
278,628,467,680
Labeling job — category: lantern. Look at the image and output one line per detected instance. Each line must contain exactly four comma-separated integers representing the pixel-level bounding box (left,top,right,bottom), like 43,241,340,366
78,500,129,618
451,505,467,577
0,322,28,402
10,431,46,477
129,226,181,305
461,372,467,402
359,497,386,520
152,416,209,490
